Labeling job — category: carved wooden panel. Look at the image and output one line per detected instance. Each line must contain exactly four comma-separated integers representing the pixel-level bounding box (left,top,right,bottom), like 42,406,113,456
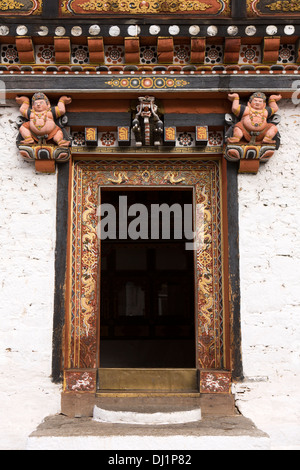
247,0,300,17
66,158,227,375
0,0,42,15
60,0,231,16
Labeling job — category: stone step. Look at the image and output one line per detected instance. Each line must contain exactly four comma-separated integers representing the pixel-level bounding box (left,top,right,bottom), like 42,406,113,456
61,392,237,418
26,414,271,450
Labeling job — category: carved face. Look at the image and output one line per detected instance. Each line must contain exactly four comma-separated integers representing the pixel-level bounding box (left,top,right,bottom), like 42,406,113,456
140,104,151,117
33,99,49,112
250,97,265,111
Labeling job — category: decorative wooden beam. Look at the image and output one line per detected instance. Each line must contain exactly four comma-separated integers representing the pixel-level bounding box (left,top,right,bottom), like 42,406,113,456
54,37,71,64
67,112,131,127
87,37,104,64
224,37,242,64
157,37,174,64
15,37,35,64
263,37,281,64
190,38,206,64
2,73,298,95
124,37,140,64
164,114,225,127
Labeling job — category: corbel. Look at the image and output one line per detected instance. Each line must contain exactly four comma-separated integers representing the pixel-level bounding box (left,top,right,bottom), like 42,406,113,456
190,37,206,64
87,37,104,63
15,37,35,64
54,37,71,63
157,37,174,63
263,37,280,64
224,37,241,64
15,93,72,174
124,37,140,64
224,91,282,174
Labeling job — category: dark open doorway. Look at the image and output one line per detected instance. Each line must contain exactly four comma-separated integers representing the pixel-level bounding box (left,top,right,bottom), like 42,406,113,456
99,188,196,369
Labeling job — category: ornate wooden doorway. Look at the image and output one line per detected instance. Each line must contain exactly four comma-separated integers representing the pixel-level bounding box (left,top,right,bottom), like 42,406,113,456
63,157,231,398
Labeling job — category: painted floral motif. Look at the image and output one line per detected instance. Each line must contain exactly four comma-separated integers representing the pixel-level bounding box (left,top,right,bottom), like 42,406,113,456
71,45,89,64
205,45,223,64
72,131,86,146
140,46,157,65
65,370,96,392
277,44,296,64
104,45,124,64
174,45,191,65
105,77,189,89
176,132,195,147
239,45,261,64
200,371,231,393
208,131,224,146
35,45,55,65
1,44,19,64
100,132,117,147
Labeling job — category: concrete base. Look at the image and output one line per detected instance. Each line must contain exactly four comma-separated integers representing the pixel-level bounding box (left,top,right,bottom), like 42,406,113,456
26,414,270,450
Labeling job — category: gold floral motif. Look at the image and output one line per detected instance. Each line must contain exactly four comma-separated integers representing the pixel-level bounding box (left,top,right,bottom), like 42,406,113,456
0,0,24,9
81,187,98,336
266,0,300,11
78,0,212,13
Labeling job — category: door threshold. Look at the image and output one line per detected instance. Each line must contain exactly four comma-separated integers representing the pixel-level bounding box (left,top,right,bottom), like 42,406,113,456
97,368,198,393
96,391,201,398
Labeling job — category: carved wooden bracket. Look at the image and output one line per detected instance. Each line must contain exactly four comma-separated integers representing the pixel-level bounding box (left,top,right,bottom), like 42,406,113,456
18,143,71,174
16,92,72,173
224,92,281,174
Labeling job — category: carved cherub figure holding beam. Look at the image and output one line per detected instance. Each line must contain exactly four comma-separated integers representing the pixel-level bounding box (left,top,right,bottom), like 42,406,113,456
227,92,282,145
16,93,72,146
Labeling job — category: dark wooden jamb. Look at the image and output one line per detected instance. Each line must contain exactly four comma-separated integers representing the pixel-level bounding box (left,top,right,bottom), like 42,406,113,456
52,162,69,383
226,161,243,381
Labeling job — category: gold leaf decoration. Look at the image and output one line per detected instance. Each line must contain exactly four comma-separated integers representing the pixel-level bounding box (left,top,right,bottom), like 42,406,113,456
0,0,24,9
78,0,212,13
266,0,300,11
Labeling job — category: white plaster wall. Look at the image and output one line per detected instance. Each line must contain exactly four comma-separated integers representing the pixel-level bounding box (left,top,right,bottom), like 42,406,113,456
0,100,299,450
235,100,300,449
0,103,61,450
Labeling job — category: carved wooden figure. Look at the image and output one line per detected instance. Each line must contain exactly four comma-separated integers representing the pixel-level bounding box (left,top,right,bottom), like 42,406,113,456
227,92,281,145
16,93,72,147
132,96,163,147
225,92,282,173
